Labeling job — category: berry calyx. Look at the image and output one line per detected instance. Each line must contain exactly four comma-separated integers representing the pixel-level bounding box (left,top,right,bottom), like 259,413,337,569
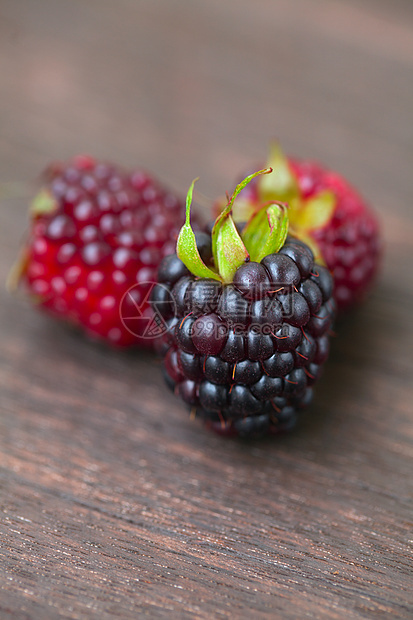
177,169,289,284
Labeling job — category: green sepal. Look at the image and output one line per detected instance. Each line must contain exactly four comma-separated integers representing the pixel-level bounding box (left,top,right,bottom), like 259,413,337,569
242,202,289,263
258,142,300,205
215,213,250,283
290,189,336,231
211,168,272,263
6,247,29,293
176,178,221,281
30,188,59,216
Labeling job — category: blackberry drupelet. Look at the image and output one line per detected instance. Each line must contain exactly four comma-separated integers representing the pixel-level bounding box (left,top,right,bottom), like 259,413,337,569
153,170,335,438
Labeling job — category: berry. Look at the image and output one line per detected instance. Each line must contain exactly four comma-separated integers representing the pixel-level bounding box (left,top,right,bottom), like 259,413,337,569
12,156,194,347
216,143,381,311
232,262,270,299
156,170,335,438
191,313,227,356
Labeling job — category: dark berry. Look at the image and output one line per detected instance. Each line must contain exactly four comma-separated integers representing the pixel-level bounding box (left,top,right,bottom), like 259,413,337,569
150,283,174,320
233,360,262,385
164,316,179,343
278,291,310,327
283,368,307,395
178,380,198,406
263,352,294,377
204,356,231,385
199,381,228,411
194,231,213,264
192,313,227,356
295,387,314,409
261,253,301,288
299,279,323,314
189,278,222,315
306,302,334,337
233,413,270,438
279,242,314,278
250,297,282,330
310,266,333,302
250,375,283,401
273,406,297,432
158,196,335,438
220,328,245,362
178,351,203,381
229,385,263,416
294,333,316,367
270,396,288,411
176,315,197,354
247,329,274,361
305,363,322,386
273,324,302,352
164,348,183,384
313,334,330,365
162,365,176,393
158,253,189,284
217,285,249,327
233,262,270,299
172,276,194,316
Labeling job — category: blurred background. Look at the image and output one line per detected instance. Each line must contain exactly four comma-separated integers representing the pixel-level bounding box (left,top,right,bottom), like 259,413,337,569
1,0,412,210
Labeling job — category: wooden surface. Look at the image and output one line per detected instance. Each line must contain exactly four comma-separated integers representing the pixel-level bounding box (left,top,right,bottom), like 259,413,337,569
1,1,413,617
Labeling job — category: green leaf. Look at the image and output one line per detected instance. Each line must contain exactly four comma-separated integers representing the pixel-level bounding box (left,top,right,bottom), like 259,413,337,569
215,213,250,283
176,179,221,281
258,142,300,204
211,168,272,266
30,189,59,216
242,202,289,263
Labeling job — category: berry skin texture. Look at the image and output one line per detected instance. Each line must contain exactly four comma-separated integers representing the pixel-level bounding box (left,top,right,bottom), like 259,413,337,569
289,159,381,310
15,156,191,347
155,236,335,439
219,145,381,312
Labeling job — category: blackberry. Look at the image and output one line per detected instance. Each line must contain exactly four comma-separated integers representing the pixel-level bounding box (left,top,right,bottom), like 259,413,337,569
154,170,335,438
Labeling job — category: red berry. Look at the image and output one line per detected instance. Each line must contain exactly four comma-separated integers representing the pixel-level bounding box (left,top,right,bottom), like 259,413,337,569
289,158,381,311
15,156,195,347
217,145,381,312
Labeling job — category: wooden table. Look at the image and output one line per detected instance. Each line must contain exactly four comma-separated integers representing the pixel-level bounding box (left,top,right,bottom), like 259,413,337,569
1,1,412,617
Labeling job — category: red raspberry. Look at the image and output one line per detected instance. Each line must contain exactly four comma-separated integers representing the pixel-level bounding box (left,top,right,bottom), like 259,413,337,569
288,158,381,311
217,144,381,312
12,156,191,347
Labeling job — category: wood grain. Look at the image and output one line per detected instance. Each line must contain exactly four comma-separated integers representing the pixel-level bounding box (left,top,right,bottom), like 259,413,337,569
1,0,412,618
